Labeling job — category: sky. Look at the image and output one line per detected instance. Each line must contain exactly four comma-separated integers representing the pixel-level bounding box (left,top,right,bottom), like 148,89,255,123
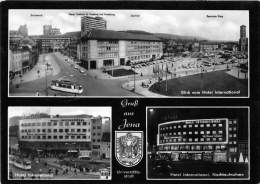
9,10,249,41
8,107,111,118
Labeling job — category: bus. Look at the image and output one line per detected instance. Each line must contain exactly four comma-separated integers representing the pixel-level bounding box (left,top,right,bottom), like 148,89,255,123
50,78,83,94
9,155,31,170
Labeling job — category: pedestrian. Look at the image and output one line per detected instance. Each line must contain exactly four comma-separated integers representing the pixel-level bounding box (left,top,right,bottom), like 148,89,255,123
36,90,39,96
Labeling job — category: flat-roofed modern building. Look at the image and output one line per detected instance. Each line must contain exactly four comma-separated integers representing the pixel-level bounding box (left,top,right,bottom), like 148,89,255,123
80,29,163,69
157,118,239,162
19,114,95,155
33,35,72,53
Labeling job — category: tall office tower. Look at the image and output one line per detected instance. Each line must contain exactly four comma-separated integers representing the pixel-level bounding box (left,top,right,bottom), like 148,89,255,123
239,25,248,53
81,16,107,36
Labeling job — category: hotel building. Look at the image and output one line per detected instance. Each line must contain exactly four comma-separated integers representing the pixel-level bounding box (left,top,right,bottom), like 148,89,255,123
80,29,163,69
157,118,242,162
18,114,110,158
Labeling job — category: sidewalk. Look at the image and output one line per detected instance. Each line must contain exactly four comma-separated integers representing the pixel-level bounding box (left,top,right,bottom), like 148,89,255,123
10,53,61,85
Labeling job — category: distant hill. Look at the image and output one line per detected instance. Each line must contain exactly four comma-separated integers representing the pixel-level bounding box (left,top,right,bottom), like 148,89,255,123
121,30,153,35
153,33,207,41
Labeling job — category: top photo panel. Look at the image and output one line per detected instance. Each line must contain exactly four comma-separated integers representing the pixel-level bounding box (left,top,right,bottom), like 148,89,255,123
8,10,249,98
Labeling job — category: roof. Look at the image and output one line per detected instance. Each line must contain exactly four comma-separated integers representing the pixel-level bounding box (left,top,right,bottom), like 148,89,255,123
81,29,162,42
62,31,81,38
52,114,93,119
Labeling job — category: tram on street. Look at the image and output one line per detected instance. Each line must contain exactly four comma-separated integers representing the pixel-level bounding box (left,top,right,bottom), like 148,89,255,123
9,155,32,170
50,78,83,94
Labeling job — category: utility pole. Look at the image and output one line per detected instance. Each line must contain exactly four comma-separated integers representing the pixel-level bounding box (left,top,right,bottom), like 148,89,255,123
45,62,48,96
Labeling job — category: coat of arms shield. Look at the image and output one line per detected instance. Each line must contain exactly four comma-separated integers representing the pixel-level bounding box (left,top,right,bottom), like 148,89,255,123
115,131,143,167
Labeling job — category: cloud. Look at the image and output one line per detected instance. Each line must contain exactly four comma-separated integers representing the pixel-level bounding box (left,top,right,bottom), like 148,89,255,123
9,10,249,41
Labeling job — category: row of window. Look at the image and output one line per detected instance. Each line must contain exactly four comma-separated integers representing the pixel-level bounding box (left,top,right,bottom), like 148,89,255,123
229,127,237,131
160,123,224,130
129,41,161,45
21,121,91,127
160,137,224,143
21,128,91,133
98,52,118,58
161,144,227,151
228,120,237,125
127,49,161,55
161,130,224,136
21,135,90,140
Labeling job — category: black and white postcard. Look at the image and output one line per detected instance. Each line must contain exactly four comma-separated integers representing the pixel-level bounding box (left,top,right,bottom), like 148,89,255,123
1,1,260,184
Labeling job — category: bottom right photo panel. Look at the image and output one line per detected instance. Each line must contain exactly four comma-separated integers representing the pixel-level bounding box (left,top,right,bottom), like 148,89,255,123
146,107,249,180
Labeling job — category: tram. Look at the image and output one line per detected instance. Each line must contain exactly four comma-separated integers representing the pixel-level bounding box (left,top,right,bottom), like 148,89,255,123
9,155,31,170
50,78,83,94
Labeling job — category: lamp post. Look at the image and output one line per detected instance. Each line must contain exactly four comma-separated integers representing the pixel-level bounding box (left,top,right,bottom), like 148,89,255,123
45,61,49,96
133,64,136,92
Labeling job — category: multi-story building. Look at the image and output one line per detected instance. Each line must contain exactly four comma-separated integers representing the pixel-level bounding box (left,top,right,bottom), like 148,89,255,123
9,49,30,77
50,28,61,36
100,132,110,159
43,25,61,36
19,114,93,154
91,116,111,159
18,24,28,37
33,35,71,53
81,16,107,36
62,31,81,59
157,118,243,162
200,42,219,52
18,114,111,158
239,25,248,53
43,25,52,35
80,29,163,69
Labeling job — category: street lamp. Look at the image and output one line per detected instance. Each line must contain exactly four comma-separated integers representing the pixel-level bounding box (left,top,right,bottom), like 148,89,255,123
132,64,136,92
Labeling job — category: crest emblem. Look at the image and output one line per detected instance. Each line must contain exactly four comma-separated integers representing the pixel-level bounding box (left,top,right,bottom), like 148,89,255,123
115,131,143,167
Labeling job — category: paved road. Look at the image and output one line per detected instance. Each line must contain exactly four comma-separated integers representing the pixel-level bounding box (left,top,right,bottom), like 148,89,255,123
9,52,137,97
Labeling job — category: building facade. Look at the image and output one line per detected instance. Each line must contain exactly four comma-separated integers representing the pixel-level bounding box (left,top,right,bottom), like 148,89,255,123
80,29,163,69
157,118,242,163
200,42,219,52
18,24,28,37
43,25,61,36
9,49,30,77
18,114,110,158
239,25,248,53
81,16,107,36
34,35,71,53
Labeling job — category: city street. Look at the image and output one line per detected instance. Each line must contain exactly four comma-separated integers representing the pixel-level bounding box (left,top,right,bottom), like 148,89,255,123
9,52,137,96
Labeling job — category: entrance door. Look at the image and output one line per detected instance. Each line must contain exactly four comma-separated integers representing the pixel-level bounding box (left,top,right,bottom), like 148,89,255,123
90,60,97,69
120,58,125,65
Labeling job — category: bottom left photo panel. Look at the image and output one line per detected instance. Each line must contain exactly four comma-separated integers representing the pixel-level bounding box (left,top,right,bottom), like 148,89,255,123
8,106,112,180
